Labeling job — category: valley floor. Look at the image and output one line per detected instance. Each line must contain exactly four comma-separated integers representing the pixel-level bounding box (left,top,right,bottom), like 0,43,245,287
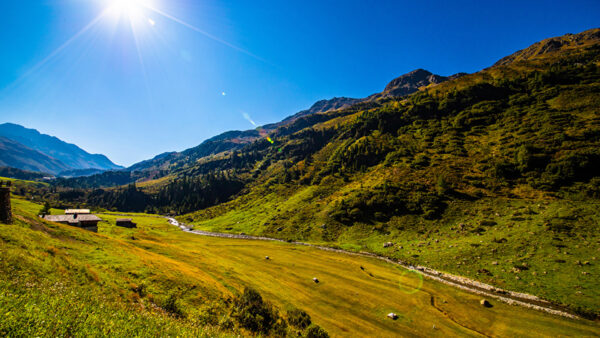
2,197,599,336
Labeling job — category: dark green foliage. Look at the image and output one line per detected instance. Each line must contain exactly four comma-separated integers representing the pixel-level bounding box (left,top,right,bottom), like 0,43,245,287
0,167,49,180
305,324,329,338
38,202,51,216
287,308,311,329
162,293,184,318
53,170,138,189
231,287,280,334
330,182,445,223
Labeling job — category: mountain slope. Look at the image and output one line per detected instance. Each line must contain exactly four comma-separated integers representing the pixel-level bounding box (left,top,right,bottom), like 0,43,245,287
0,137,70,174
41,28,600,316
0,123,122,172
77,69,454,182
495,28,600,66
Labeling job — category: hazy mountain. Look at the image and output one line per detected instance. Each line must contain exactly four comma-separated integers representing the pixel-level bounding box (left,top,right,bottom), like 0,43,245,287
0,123,122,174
0,136,70,174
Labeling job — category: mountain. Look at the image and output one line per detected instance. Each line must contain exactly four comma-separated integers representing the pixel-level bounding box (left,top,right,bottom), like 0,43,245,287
127,130,261,174
263,97,363,130
0,136,70,174
44,28,600,316
58,168,108,178
0,123,123,174
124,69,453,177
494,28,600,66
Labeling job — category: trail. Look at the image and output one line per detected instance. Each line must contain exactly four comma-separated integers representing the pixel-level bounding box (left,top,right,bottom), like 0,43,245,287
164,217,580,320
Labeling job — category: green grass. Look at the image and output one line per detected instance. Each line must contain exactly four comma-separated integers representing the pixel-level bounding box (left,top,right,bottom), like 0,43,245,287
3,197,599,336
185,187,600,317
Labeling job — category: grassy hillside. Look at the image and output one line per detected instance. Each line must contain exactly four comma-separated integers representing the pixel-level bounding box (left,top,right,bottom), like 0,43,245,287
2,197,599,336
15,28,600,321
174,28,600,317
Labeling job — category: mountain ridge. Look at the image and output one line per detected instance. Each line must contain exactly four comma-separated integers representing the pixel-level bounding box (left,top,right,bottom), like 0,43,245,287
0,123,123,174
0,136,70,174
127,68,456,174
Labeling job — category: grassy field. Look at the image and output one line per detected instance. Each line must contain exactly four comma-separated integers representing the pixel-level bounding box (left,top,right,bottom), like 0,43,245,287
2,197,599,336
183,182,600,318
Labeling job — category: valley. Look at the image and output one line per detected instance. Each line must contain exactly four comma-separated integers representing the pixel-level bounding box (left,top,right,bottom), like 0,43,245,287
1,26,599,337
2,196,599,336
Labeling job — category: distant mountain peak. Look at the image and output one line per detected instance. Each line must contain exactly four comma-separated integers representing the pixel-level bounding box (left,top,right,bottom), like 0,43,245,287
0,123,122,174
382,69,448,97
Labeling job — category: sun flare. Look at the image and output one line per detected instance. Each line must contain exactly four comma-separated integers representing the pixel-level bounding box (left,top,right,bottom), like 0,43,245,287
108,0,145,18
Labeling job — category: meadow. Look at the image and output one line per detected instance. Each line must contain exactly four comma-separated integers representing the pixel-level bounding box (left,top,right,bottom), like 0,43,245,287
1,196,599,336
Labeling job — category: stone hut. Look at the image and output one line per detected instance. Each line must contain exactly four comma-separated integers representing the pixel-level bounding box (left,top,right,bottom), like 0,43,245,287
116,218,137,228
43,212,101,232
0,181,12,224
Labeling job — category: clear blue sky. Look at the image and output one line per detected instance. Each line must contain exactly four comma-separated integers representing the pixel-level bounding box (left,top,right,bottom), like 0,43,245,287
0,0,598,166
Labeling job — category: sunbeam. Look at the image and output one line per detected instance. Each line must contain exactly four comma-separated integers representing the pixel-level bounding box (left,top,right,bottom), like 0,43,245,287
141,4,266,62
4,8,111,90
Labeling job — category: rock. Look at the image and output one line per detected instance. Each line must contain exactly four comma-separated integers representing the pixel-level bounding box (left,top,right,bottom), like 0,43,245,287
383,242,394,248
387,313,398,320
265,256,270,260
277,227,283,231
491,261,498,265
313,277,319,283
480,299,492,307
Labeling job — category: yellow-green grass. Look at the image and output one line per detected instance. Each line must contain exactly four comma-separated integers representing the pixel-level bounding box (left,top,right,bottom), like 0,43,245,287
183,181,600,316
0,176,49,186
4,197,599,336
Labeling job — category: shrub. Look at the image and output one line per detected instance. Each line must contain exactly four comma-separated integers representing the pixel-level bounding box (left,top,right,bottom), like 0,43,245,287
38,202,51,216
162,293,184,318
287,308,311,329
305,324,329,338
231,287,279,334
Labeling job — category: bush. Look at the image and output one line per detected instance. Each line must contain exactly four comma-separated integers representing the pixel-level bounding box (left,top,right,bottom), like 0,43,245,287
38,202,51,216
305,324,329,338
231,287,279,334
162,293,184,318
287,308,311,329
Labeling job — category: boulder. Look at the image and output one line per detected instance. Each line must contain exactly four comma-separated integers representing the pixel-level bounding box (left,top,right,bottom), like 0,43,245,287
480,299,492,307
313,277,319,283
383,242,394,248
387,313,398,320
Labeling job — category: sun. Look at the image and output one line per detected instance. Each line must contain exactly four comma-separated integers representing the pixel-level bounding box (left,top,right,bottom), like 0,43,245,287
108,0,145,18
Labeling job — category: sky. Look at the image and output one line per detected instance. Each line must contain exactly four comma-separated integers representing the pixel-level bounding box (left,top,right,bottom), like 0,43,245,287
0,0,598,166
